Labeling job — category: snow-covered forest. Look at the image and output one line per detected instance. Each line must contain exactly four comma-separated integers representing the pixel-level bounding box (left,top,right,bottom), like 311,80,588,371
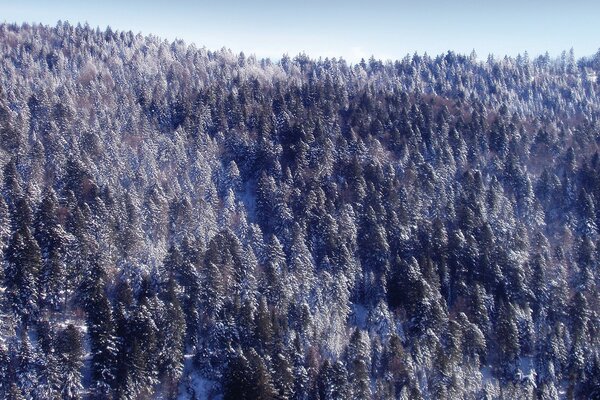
0,22,599,399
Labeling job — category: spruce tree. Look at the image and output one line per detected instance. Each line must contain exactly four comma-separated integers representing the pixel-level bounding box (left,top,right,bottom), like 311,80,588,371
5,227,41,322
55,325,84,400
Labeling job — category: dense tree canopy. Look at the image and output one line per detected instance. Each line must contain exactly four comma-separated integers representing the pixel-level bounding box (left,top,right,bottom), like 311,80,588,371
0,22,599,399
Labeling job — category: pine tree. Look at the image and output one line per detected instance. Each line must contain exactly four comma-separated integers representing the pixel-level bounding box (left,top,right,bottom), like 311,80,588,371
272,341,295,400
358,206,390,277
263,235,289,307
347,329,372,400
223,348,253,400
317,360,335,400
383,333,411,396
2,159,22,214
121,300,159,397
15,332,37,399
568,291,590,394
495,299,520,375
0,343,10,399
87,285,117,398
32,321,62,400
203,261,225,319
0,195,10,253
4,226,41,322
157,278,186,397
117,193,144,258
255,296,274,351
457,312,486,363
55,325,84,400
247,348,277,400
64,198,95,302
330,361,351,400
34,188,68,311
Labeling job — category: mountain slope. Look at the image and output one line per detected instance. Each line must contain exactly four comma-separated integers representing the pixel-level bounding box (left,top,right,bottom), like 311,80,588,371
0,22,599,399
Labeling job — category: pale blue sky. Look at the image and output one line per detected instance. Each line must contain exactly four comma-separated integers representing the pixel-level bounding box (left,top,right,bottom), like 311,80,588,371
2,0,599,61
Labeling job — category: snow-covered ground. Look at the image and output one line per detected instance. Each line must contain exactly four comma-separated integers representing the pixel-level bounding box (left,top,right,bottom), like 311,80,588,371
178,355,220,399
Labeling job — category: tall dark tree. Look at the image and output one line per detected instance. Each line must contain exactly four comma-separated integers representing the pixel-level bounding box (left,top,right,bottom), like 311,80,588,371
34,188,68,310
347,329,371,400
86,284,117,398
55,325,84,400
157,278,186,397
494,299,520,374
4,227,41,321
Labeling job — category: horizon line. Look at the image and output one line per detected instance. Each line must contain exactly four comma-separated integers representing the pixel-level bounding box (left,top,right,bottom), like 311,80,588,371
1,19,596,64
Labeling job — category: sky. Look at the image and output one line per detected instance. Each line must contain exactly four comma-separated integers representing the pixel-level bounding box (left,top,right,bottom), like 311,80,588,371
1,0,599,62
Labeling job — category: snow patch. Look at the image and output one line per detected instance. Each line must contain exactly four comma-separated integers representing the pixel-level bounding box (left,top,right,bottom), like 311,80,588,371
349,303,368,328
178,371,219,400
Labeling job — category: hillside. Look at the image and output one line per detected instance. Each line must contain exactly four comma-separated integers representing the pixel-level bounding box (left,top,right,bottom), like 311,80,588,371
0,22,599,399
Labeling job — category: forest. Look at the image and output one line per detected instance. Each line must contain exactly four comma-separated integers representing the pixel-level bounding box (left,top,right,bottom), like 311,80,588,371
0,22,599,399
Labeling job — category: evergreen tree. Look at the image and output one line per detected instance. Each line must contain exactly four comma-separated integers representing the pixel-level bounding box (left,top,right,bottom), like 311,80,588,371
247,348,277,400
263,235,289,307
272,342,295,400
2,159,22,214
34,188,68,311
0,343,11,399
157,278,186,397
494,299,520,374
223,349,251,400
0,195,10,253
55,325,84,400
87,285,117,398
33,321,61,400
4,227,41,322
15,333,37,399
347,329,371,400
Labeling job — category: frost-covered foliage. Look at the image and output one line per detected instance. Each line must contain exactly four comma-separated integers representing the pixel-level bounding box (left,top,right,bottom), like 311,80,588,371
0,22,599,399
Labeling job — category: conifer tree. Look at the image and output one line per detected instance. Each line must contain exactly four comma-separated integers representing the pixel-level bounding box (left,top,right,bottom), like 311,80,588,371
5,227,41,322
55,325,84,400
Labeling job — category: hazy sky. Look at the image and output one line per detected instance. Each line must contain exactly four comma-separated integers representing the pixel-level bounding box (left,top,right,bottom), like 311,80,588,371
2,0,599,62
